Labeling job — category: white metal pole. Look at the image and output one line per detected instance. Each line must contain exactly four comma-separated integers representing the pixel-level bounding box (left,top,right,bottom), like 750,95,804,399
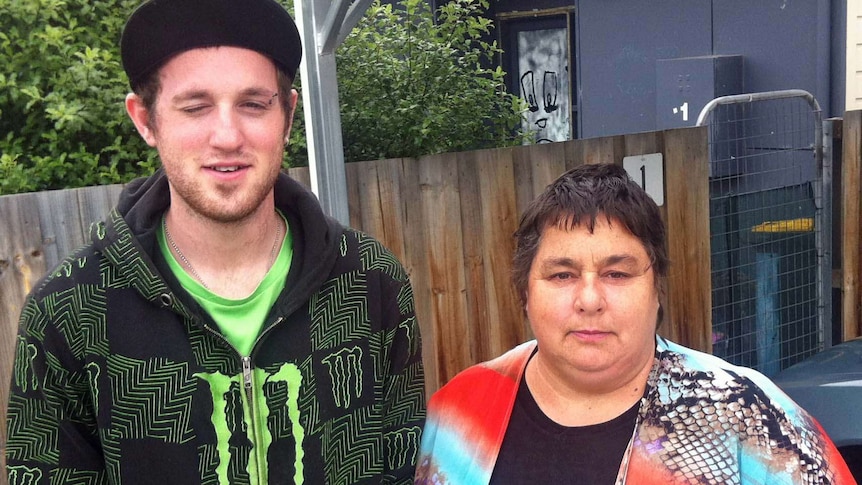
294,0,350,225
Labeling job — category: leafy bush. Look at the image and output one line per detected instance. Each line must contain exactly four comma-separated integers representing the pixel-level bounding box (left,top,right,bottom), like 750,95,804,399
332,0,528,163
0,0,160,194
0,0,526,195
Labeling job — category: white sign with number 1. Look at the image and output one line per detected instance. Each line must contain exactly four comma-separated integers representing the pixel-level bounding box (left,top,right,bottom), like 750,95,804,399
623,153,664,206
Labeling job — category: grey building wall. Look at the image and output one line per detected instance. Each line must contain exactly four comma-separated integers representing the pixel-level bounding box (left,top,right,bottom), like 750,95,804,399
576,0,712,137
483,0,846,139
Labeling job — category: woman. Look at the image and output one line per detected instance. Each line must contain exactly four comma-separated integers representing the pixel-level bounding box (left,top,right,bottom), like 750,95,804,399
415,163,855,484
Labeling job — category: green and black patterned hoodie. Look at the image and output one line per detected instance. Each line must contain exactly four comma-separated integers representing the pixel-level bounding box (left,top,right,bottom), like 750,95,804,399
6,169,426,484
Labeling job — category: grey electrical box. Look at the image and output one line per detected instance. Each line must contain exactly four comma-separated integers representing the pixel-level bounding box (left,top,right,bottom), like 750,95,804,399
656,55,743,130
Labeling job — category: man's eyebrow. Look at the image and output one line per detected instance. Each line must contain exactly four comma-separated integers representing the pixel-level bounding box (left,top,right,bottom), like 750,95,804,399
170,87,277,104
171,90,210,104
240,87,278,98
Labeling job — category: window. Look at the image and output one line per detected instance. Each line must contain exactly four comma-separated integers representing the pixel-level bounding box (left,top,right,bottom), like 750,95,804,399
499,9,577,142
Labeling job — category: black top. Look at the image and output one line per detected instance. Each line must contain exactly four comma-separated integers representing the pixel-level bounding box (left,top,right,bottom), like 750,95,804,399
489,371,639,484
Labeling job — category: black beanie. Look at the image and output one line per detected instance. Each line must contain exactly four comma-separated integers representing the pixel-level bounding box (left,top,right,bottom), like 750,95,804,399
121,0,302,89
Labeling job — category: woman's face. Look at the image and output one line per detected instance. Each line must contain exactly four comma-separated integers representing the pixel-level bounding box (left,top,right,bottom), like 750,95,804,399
526,217,659,393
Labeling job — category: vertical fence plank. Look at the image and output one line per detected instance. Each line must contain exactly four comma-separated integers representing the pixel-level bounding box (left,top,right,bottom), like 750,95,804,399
564,138,585,170
511,144,539,218
417,154,471,385
828,118,844,342
76,185,125,238
623,132,662,158
374,159,410,263
341,163,364,230
353,160,384,238
662,126,712,352
393,157,436,394
35,188,88,271
286,166,312,189
0,192,46,474
578,134,625,165
455,150,491,363
842,111,862,339
526,142,568,199
475,149,526,357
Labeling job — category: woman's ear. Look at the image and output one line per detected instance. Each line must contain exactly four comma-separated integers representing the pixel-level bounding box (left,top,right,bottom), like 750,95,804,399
125,93,157,147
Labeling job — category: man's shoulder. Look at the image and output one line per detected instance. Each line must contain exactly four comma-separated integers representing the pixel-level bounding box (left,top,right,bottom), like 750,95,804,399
29,242,105,298
26,210,145,300
336,228,408,278
341,227,384,247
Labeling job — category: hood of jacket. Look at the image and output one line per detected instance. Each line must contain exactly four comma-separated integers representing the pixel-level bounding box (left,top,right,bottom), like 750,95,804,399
90,168,344,322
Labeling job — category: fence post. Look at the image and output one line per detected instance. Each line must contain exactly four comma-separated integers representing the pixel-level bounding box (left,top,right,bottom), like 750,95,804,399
661,126,713,352
843,111,862,340
0,192,47,475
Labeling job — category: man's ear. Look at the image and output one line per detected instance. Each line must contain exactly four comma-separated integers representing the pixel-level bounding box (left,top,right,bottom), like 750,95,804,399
282,89,299,144
125,93,157,147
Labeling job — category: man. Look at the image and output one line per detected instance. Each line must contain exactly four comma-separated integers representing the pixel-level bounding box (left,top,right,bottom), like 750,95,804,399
415,163,855,484
6,0,425,483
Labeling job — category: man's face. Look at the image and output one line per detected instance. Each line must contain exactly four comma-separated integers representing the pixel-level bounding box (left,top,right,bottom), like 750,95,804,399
525,217,659,392
128,46,296,223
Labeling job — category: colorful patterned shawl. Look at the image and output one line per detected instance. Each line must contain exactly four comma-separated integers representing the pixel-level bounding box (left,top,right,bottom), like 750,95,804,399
415,338,856,485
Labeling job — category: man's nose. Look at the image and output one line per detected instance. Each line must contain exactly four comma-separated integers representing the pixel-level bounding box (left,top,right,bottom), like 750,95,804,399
210,107,243,149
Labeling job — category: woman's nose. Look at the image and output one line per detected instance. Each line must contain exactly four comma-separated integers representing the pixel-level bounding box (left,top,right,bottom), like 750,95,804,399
574,274,605,314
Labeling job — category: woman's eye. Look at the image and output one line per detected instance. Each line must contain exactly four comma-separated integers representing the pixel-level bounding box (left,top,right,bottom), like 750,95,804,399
604,271,632,280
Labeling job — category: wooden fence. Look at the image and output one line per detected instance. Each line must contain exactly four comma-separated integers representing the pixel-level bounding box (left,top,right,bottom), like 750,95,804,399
2,119,860,474
346,128,715,390
839,111,862,340
0,127,713,469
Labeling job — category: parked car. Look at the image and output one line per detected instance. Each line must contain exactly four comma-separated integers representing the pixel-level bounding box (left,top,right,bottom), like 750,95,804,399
773,336,862,480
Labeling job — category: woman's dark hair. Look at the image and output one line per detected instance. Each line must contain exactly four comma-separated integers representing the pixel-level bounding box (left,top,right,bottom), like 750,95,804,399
512,163,669,321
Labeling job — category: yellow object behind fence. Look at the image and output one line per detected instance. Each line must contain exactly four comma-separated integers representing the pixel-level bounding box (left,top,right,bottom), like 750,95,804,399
751,218,814,233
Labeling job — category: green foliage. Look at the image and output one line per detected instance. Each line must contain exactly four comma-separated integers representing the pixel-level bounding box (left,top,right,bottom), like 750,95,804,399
332,0,528,163
0,0,526,194
0,0,160,194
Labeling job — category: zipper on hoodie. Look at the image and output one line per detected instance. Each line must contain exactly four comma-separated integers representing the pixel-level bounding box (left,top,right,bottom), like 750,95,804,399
242,355,268,484
199,322,266,483
243,315,287,485
201,318,288,484
242,355,254,391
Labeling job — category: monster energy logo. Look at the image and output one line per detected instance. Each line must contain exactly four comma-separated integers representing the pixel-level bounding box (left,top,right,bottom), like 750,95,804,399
14,338,38,393
85,362,101,416
322,346,363,409
196,363,305,485
386,426,422,470
8,465,42,485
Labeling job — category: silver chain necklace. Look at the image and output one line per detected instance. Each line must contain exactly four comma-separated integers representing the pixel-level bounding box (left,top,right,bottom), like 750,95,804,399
163,214,282,291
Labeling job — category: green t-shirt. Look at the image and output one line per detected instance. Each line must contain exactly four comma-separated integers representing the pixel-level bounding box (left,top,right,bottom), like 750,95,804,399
158,212,292,356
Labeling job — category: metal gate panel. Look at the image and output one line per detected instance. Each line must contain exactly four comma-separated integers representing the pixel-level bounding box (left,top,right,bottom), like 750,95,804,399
696,90,829,377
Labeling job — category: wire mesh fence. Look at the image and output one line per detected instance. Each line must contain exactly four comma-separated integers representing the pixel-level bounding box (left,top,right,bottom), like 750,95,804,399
697,90,829,377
